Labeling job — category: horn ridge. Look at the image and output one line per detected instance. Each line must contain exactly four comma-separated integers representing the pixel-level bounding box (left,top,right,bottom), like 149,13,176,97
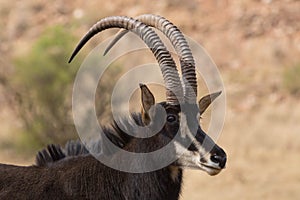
103,14,198,103
69,16,183,105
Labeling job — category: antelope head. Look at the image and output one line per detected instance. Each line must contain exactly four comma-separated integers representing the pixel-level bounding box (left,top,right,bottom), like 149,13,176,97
69,15,226,175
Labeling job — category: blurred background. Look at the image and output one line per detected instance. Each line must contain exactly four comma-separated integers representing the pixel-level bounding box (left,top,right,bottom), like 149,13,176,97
0,0,299,199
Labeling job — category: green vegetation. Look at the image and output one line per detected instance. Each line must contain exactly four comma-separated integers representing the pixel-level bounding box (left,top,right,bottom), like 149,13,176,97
283,63,300,96
13,25,81,149
12,25,121,150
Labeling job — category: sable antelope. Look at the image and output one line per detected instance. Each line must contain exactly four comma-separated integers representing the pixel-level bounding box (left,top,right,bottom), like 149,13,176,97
0,15,226,200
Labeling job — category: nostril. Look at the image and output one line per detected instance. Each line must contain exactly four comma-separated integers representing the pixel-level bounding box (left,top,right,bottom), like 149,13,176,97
211,154,227,168
211,155,221,163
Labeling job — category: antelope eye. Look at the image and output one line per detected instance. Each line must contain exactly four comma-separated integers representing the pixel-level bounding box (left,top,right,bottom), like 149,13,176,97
166,114,177,123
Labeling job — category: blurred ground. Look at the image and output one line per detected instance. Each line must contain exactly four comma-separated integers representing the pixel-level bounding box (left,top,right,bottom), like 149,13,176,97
0,0,300,199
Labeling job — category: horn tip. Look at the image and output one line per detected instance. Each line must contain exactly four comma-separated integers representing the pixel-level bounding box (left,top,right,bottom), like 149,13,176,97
139,83,146,88
68,51,77,63
68,57,73,63
103,49,108,56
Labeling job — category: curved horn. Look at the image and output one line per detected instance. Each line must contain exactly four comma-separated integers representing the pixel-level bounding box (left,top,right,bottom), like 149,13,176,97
69,16,183,105
104,14,197,103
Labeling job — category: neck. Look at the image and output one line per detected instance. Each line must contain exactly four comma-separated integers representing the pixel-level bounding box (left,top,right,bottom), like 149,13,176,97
118,138,183,199
64,155,183,200
98,113,184,199
122,167,183,200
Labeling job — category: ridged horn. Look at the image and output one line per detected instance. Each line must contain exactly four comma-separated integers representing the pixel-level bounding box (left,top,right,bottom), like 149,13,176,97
103,14,197,103
69,16,183,105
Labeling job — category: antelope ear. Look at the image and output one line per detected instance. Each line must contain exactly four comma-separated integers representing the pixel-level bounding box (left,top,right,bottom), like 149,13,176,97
198,91,222,115
140,83,155,124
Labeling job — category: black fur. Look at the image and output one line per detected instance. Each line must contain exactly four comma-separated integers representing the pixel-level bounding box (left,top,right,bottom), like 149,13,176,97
36,144,66,167
0,111,183,199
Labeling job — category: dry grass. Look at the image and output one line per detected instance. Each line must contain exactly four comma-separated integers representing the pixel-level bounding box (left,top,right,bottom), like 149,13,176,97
183,97,300,199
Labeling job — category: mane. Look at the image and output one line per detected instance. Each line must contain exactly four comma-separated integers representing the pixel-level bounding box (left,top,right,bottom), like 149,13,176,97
35,113,143,166
35,144,66,167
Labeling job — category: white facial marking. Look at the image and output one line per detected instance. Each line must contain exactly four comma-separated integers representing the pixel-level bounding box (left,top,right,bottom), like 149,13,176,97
175,112,222,175
179,112,206,156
